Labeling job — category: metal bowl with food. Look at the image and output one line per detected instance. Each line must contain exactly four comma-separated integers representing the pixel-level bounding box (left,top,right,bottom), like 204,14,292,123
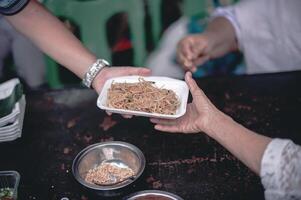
72,141,145,197
124,190,184,200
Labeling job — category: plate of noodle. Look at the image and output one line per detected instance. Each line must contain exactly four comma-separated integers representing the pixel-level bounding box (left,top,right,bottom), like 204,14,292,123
97,76,189,119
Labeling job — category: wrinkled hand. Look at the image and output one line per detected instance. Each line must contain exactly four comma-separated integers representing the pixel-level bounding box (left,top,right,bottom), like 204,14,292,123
92,66,151,94
177,34,211,73
150,72,220,134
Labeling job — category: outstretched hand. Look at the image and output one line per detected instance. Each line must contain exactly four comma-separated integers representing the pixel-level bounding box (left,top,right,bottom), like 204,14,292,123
150,72,221,134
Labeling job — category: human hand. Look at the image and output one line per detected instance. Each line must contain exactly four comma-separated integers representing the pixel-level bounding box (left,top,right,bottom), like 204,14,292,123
92,66,151,94
177,34,212,73
150,72,221,134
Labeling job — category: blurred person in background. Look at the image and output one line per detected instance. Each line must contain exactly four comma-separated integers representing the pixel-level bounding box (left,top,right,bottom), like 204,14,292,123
0,0,46,89
0,0,150,93
146,0,243,79
151,71,301,200
178,0,301,75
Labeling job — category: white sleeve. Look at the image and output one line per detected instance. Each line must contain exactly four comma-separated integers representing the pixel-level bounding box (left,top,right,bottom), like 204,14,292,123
260,138,301,200
211,6,243,50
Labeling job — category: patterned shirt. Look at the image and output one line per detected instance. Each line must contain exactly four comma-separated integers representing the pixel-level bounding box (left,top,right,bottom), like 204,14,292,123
0,0,28,15
261,139,301,200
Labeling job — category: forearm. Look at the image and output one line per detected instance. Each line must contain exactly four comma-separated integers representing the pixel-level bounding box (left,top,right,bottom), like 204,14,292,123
205,112,272,174
203,17,238,59
5,0,95,79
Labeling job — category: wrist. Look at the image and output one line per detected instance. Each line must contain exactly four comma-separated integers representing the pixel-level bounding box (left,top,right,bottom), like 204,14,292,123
91,66,109,92
203,110,234,138
200,32,215,57
82,59,110,88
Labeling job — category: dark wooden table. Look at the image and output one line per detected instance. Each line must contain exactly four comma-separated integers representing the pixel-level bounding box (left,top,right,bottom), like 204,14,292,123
0,71,300,200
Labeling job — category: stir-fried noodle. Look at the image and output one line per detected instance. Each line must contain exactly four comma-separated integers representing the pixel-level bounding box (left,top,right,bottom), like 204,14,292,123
107,78,180,115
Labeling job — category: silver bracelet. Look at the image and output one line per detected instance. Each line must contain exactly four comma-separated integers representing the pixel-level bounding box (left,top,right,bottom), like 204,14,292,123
82,59,110,88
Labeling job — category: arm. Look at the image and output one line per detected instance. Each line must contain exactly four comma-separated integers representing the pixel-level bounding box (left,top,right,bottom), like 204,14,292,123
4,0,150,92
202,17,238,60
152,72,301,197
177,17,238,72
151,72,271,174
5,0,94,79
204,110,271,174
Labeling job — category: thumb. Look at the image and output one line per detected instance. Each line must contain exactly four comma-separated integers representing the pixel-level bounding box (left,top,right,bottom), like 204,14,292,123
185,72,207,101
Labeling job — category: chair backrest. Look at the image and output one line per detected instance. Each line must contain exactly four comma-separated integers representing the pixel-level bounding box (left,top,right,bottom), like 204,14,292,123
43,0,147,88
147,0,162,47
182,0,213,18
43,0,76,88
45,0,146,66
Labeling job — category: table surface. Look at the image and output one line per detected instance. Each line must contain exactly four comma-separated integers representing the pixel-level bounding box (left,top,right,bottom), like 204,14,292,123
0,71,300,200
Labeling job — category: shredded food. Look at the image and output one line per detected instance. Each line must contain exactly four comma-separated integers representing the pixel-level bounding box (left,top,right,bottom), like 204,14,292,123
85,163,134,185
107,78,180,115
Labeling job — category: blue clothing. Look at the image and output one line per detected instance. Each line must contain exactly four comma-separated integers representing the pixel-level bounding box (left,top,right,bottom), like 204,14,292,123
0,0,28,15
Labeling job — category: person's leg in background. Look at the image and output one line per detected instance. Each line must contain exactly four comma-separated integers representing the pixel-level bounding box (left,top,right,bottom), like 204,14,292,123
0,18,11,80
0,17,46,89
11,24,46,89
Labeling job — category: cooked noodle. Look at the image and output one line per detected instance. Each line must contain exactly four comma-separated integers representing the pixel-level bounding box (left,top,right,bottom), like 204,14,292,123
85,163,134,185
107,78,180,115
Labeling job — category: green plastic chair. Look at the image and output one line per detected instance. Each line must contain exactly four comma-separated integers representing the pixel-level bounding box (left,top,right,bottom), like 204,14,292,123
147,0,162,47
182,0,213,18
44,0,147,88
43,0,76,88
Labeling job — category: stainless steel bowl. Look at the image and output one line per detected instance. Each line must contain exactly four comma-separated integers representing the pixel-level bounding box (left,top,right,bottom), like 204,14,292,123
124,190,184,200
72,141,145,197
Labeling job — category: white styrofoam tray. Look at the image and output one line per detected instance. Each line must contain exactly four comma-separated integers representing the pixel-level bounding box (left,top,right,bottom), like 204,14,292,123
97,76,189,119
